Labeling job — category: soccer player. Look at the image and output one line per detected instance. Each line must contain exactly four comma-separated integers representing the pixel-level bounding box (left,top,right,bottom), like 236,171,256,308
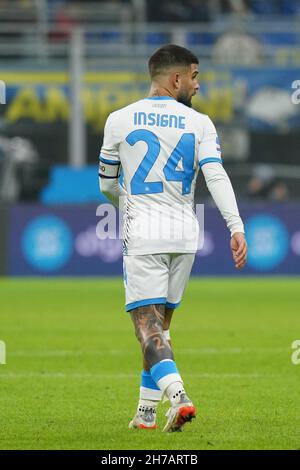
99,44,247,432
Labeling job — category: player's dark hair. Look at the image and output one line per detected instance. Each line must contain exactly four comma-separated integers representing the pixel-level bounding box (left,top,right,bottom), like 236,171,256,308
148,44,199,79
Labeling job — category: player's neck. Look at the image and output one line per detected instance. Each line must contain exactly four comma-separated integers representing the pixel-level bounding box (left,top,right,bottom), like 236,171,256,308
148,85,177,100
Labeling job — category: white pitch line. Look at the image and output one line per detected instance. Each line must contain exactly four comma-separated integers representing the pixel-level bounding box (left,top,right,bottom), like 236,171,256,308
0,372,281,379
178,348,289,355
8,348,289,357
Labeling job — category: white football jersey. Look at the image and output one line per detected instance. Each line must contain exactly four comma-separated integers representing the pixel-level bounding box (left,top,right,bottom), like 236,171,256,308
99,96,222,255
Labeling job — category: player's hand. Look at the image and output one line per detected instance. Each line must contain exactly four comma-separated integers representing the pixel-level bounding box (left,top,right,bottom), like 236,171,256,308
230,232,247,269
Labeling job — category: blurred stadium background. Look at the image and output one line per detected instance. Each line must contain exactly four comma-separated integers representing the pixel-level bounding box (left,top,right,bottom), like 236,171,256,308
1,0,300,276
1,0,300,451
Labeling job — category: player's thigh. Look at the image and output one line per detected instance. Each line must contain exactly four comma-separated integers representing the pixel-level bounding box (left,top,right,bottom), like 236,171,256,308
167,253,195,307
123,254,170,311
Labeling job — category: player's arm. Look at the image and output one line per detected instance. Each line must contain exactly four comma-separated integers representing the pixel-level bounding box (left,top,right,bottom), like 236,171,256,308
99,161,126,208
201,163,247,269
99,113,126,208
198,116,247,269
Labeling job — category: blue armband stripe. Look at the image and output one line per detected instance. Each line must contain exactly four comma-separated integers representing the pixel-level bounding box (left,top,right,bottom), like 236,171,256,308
99,155,120,165
99,173,118,179
199,157,223,168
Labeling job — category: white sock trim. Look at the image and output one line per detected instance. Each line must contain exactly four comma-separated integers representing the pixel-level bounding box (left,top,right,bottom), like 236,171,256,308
157,373,183,394
138,399,159,411
139,386,162,401
165,381,186,405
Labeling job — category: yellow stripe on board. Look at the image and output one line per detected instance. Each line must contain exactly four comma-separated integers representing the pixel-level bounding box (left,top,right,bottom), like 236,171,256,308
0,72,148,84
0,72,69,84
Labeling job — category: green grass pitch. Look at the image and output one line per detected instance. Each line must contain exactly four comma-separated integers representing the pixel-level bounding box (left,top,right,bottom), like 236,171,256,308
0,277,299,450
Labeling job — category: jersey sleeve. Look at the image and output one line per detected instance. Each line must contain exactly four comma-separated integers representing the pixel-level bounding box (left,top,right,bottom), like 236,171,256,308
202,163,244,236
99,113,121,179
198,116,223,169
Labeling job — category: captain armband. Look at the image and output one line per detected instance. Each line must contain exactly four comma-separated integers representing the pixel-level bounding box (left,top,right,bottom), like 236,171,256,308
99,156,121,179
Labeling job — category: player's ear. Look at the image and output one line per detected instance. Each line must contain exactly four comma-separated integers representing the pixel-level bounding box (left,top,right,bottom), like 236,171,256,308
171,72,181,90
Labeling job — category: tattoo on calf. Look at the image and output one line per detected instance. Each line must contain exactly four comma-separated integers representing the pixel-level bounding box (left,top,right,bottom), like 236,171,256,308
130,304,174,368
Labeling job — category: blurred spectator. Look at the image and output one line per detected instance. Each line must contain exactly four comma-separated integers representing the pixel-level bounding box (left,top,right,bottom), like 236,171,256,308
213,29,263,64
247,165,289,201
219,0,252,15
48,4,76,42
0,137,48,202
147,0,212,23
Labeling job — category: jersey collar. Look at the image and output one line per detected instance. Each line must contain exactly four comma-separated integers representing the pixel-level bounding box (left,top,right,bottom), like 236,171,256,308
145,96,175,101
